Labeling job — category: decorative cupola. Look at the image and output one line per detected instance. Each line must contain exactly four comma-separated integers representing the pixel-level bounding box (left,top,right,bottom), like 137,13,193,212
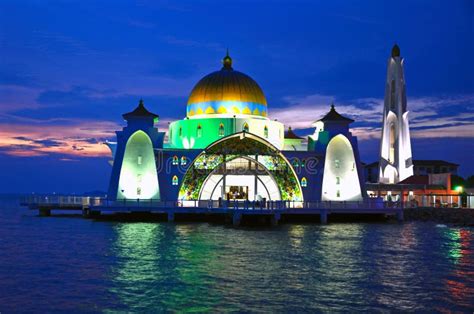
318,104,354,125
283,126,304,151
123,99,158,122
222,49,233,70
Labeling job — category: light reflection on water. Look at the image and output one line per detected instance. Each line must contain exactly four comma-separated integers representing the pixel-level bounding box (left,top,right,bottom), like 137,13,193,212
0,198,473,312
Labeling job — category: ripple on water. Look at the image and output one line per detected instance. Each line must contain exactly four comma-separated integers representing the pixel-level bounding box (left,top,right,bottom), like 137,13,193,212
0,199,473,312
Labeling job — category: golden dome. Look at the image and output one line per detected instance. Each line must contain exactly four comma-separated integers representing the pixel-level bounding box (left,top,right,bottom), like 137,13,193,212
187,52,267,117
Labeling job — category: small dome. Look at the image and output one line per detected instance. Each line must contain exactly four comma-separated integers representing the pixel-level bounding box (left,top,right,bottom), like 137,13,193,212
187,52,267,118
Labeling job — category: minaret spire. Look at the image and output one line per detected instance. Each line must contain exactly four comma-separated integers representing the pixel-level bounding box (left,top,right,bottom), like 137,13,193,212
378,44,413,184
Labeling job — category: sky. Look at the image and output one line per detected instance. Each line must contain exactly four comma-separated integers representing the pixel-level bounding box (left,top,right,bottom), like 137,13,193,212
0,0,473,193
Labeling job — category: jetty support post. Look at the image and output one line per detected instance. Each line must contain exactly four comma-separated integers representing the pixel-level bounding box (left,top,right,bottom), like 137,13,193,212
39,208,51,217
396,208,404,222
271,212,281,226
82,208,90,218
320,208,328,224
167,211,175,222
232,212,242,226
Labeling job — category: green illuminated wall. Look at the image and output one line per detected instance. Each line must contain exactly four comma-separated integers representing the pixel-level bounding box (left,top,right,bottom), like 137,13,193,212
117,130,160,199
168,116,284,149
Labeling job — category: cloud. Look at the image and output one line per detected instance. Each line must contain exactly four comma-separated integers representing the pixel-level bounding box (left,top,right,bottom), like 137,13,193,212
272,93,474,140
0,119,119,157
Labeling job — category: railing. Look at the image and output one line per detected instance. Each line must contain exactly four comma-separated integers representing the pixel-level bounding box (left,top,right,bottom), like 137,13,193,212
20,195,403,211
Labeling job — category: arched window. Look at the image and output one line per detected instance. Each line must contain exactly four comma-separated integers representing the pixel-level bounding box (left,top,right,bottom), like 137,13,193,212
390,80,396,110
336,176,340,185
172,175,179,186
179,127,182,137
292,159,299,168
301,159,306,168
243,123,249,133
172,155,178,165
301,177,307,187
180,156,187,166
219,123,225,137
264,125,268,138
197,124,202,138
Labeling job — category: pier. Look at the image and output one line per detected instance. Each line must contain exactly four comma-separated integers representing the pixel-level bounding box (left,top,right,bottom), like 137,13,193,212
20,195,404,225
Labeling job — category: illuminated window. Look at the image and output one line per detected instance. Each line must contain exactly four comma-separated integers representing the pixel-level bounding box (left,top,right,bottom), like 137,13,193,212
179,127,182,137
172,175,178,186
172,156,178,165
137,155,142,165
335,159,340,168
219,123,225,137
181,156,187,166
197,124,202,138
301,177,307,187
336,176,340,185
264,125,268,138
243,123,249,133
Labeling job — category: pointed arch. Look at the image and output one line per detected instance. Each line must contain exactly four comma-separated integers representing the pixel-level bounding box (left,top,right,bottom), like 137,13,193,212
218,123,225,137
197,124,202,138
322,134,362,201
117,130,159,199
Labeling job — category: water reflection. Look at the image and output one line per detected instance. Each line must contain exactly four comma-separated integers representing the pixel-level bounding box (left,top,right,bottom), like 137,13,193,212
442,228,473,310
110,223,221,312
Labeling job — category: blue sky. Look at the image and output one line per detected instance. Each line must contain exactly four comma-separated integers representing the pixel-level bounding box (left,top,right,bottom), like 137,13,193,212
0,0,473,193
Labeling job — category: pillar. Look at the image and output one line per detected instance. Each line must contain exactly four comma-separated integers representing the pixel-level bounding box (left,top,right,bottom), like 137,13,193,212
320,209,328,224
396,209,404,222
271,213,280,226
82,208,90,218
232,212,242,226
39,208,51,217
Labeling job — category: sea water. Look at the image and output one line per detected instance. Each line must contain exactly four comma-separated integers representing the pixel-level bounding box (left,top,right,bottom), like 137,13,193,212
0,196,473,312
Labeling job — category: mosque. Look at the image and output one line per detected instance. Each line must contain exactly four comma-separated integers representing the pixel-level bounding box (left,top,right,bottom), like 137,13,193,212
106,51,367,204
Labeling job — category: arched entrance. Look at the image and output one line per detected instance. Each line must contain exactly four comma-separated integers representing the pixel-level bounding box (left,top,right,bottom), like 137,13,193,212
199,156,281,201
178,132,303,201
117,130,160,199
321,134,362,201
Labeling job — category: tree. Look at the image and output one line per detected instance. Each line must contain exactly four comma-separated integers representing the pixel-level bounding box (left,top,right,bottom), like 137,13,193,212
451,175,465,190
466,175,474,188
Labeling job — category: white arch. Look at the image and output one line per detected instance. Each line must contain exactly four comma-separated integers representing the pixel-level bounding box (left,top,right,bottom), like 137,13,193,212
199,156,281,201
383,165,398,184
117,131,160,199
322,134,362,201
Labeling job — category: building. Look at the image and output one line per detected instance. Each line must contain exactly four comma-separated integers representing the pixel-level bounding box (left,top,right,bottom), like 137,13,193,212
365,160,459,183
106,52,366,204
366,173,461,207
378,44,414,184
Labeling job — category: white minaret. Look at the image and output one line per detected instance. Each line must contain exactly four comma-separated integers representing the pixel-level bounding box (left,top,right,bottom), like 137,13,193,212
379,44,413,184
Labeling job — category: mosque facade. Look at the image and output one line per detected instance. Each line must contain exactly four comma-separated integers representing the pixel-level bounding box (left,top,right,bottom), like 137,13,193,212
106,52,366,204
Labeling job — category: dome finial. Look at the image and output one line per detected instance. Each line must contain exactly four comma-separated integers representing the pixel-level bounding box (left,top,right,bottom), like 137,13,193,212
331,102,335,110
392,43,400,57
222,49,233,70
